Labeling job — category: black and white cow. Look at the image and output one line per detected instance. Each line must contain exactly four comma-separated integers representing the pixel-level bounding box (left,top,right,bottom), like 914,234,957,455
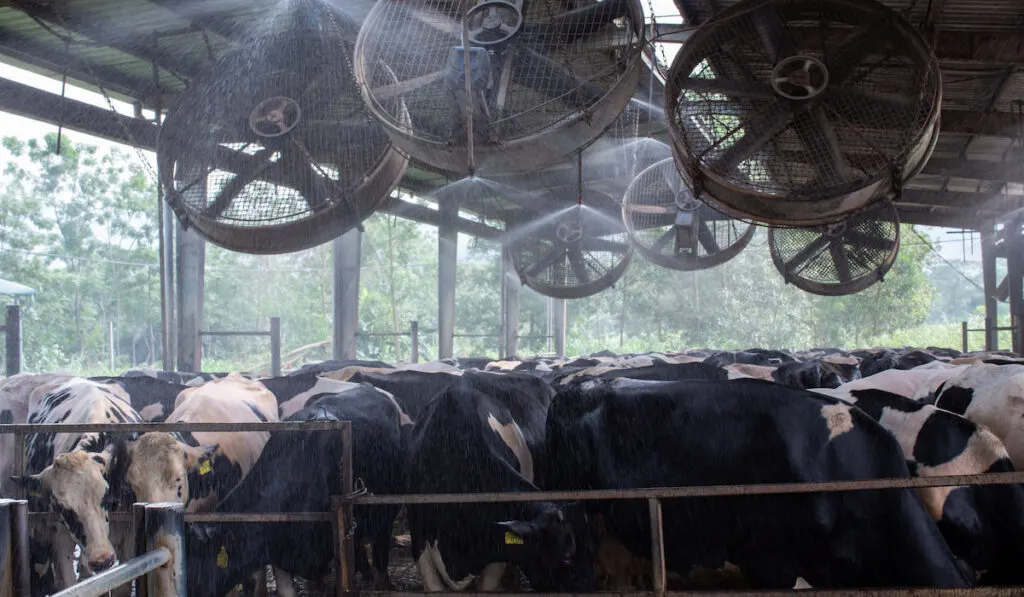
813,384,1024,584
338,369,464,422
12,377,142,595
287,359,394,376
185,382,410,597
405,373,591,592
0,372,73,497
88,374,188,422
260,370,409,421
542,378,974,589
770,354,861,389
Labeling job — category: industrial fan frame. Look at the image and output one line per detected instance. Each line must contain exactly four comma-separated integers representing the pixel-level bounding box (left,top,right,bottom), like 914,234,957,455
664,0,942,227
158,16,411,255
768,200,902,297
352,0,647,176
507,188,634,300
623,158,757,271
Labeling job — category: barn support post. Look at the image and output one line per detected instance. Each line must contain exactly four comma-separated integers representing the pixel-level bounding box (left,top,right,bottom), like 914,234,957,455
133,503,150,597
9,501,28,597
981,224,999,351
4,305,20,376
0,500,11,597
553,298,567,357
332,228,362,361
438,198,459,359
175,223,206,373
334,422,355,597
160,191,177,371
145,502,186,597
648,498,667,596
410,320,420,363
1008,217,1024,355
270,317,282,376
501,247,520,359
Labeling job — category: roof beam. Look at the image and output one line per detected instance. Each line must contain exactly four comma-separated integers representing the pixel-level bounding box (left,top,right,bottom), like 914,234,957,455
920,155,1024,183
900,189,1023,213
941,109,1022,137
896,205,982,229
0,78,158,149
378,197,502,240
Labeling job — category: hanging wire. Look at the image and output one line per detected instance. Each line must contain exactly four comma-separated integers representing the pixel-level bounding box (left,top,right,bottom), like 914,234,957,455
911,228,986,294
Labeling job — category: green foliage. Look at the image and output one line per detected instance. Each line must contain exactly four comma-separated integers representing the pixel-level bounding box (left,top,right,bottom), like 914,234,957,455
0,133,996,374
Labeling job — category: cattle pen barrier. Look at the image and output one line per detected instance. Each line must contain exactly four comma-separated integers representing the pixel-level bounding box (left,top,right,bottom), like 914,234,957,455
354,469,1024,597
0,420,356,597
200,316,282,375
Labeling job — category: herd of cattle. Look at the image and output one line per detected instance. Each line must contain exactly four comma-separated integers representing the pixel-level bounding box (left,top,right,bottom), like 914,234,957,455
3,344,1024,596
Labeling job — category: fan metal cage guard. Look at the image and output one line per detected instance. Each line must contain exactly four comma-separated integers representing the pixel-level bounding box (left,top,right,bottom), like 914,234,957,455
158,1,409,254
353,0,646,176
769,200,901,296
664,0,941,227
508,191,633,299
624,158,756,270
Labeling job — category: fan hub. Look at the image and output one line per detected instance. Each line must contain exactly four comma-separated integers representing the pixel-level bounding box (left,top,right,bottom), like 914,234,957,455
771,55,829,101
555,219,584,244
249,96,302,138
674,192,701,212
825,221,848,237
466,0,524,47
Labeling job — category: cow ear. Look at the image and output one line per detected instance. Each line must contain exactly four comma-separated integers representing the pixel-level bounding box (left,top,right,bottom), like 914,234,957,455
182,444,219,469
11,474,46,495
495,520,540,541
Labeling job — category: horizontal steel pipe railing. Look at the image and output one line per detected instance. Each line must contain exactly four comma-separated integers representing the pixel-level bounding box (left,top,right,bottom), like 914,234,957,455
50,547,169,597
0,420,348,433
364,589,1024,597
354,471,1024,505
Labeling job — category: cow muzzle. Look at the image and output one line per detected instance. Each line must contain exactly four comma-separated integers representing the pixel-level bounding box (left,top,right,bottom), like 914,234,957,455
89,553,117,572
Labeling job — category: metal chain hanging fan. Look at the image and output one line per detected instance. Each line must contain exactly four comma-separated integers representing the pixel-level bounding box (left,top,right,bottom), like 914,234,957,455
158,0,409,254
353,0,646,176
768,200,901,296
623,158,755,270
663,0,941,227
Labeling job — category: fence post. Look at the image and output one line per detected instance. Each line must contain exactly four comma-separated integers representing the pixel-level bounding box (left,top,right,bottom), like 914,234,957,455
270,317,282,377
0,500,10,597
986,316,998,352
648,498,666,596
335,422,355,597
410,320,419,364
5,305,20,376
962,321,969,353
134,503,150,597
145,502,186,597
9,501,28,597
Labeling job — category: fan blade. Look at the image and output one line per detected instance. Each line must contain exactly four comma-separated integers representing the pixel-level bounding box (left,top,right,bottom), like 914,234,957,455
568,247,592,285
682,78,775,100
513,48,606,107
824,87,917,129
651,228,676,253
783,234,829,275
406,5,459,39
794,106,851,183
829,237,854,284
581,238,630,253
825,19,897,86
525,244,568,278
748,3,797,61
522,0,630,45
845,229,896,252
697,221,721,255
371,69,447,101
275,144,335,212
661,164,682,196
202,148,273,219
707,106,792,174
624,203,675,215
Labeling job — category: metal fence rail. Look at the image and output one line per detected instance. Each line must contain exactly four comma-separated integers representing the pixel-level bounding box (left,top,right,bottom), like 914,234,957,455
201,315,282,375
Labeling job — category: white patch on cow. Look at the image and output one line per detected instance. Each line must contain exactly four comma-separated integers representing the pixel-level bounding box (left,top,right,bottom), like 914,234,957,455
138,403,165,422
617,356,655,368
725,364,775,380
400,361,463,374
278,377,362,419
487,413,534,482
915,425,1008,520
417,540,477,591
485,361,521,372
821,354,858,366
820,403,854,441
878,406,929,462
933,366,1024,467
794,577,813,589
477,563,506,591
559,367,622,386
275,567,297,597
376,388,414,426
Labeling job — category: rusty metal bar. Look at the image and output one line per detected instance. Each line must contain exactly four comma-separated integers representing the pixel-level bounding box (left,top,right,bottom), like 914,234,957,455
145,502,186,597
0,420,347,434
11,433,23,501
648,498,666,596
355,471,1024,505
0,500,11,597
200,330,272,337
335,420,356,596
133,503,149,597
962,321,969,352
30,511,336,523
9,501,28,597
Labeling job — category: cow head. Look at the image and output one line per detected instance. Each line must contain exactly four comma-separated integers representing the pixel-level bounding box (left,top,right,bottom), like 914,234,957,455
126,432,218,506
494,501,594,591
12,441,130,571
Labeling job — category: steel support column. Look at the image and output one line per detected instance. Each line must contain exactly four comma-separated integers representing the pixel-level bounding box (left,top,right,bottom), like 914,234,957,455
981,225,999,351
159,188,177,371
1008,218,1024,355
332,228,362,361
500,247,520,359
175,222,205,373
552,298,567,357
438,199,459,359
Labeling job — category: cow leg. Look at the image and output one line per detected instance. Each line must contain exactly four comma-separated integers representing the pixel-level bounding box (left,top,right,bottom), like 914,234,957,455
275,567,297,597
477,563,506,591
252,567,268,597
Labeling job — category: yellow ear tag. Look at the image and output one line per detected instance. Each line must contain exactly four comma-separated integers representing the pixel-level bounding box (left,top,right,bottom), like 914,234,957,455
199,459,212,476
216,546,228,569
504,531,524,545
28,491,42,498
